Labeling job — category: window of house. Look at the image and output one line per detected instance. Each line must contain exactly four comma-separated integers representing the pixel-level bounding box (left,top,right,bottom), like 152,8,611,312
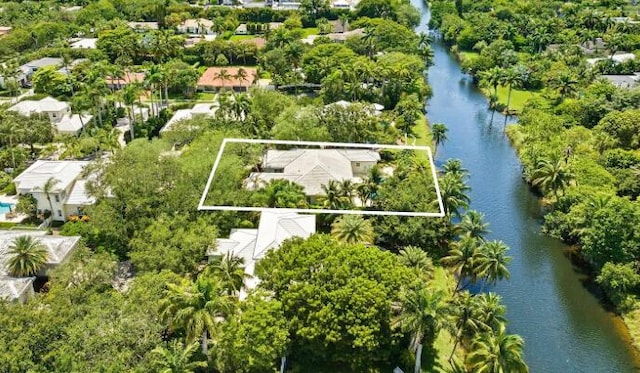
356,162,361,167
54,194,60,203
57,210,62,217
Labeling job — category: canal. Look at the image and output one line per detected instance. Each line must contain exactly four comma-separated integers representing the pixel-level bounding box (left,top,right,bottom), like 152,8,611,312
413,0,640,371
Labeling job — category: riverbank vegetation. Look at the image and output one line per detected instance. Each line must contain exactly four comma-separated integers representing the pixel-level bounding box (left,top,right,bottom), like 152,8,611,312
0,0,528,371
429,0,640,351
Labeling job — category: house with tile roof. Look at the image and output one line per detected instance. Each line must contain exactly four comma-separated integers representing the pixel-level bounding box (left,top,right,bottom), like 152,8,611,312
13,161,95,222
197,67,257,92
207,211,315,299
0,230,80,302
247,149,380,196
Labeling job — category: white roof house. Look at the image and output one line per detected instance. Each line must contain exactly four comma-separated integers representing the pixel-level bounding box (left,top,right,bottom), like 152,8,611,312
0,230,81,302
247,149,380,196
178,18,215,35
13,161,95,221
600,74,640,89
8,97,91,136
70,38,98,49
208,211,316,298
160,103,217,133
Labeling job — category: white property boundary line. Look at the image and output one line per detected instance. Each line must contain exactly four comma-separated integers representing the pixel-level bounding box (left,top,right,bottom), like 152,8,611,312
198,138,445,217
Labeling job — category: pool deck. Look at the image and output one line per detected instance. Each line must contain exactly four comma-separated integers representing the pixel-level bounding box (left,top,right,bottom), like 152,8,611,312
0,194,26,223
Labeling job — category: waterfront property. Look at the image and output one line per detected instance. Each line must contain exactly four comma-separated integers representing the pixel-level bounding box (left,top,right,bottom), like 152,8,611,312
207,211,315,299
0,230,80,303
246,148,380,196
13,161,95,222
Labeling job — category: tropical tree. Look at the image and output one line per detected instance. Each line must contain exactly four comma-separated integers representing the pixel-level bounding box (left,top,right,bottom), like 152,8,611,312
331,214,375,244
234,68,249,91
206,252,248,297
500,67,525,117
398,246,434,278
475,292,508,333
151,341,207,373
394,285,449,373
160,274,233,356
466,325,528,373
35,177,59,220
530,155,574,201
447,291,483,361
477,241,511,291
441,159,468,179
439,173,471,218
431,123,448,157
7,236,49,277
550,72,578,101
320,180,352,210
458,210,490,241
441,234,483,291
215,69,231,92
479,66,504,105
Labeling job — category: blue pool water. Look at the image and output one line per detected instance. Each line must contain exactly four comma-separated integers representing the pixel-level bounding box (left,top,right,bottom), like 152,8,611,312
0,202,15,214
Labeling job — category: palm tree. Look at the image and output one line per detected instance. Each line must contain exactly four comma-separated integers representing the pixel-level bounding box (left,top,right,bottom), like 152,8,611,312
500,67,524,118
7,236,49,277
479,67,504,105
441,234,483,292
160,275,233,356
338,179,355,200
320,180,351,210
457,210,490,241
35,177,59,221
215,69,231,92
440,173,471,218
394,286,448,373
551,72,578,101
441,159,469,179
151,341,207,373
447,291,483,361
234,68,249,91
0,113,26,169
477,241,511,291
398,246,434,279
431,123,448,157
331,215,375,244
530,155,574,201
467,325,528,373
206,252,248,296
475,292,507,333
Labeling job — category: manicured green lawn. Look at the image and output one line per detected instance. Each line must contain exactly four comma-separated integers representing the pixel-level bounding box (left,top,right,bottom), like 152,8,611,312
423,267,462,372
490,86,541,114
300,27,320,37
411,114,432,160
229,34,256,41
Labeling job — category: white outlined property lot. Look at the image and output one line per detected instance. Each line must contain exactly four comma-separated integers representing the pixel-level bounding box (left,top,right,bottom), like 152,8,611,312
198,138,445,217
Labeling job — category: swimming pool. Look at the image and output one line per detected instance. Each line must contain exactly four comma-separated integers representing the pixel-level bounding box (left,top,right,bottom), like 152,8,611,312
0,202,15,214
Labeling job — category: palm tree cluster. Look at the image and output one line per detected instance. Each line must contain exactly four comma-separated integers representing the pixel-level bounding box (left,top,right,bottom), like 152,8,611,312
530,154,575,202
160,253,247,359
394,240,526,373
6,235,49,277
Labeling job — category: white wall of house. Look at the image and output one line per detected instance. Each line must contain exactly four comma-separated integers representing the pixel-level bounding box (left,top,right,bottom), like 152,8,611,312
351,160,376,176
27,188,71,221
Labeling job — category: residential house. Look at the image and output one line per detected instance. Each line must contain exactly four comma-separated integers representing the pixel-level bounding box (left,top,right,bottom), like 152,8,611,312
247,149,380,196
235,23,248,35
274,1,301,10
105,72,146,90
0,230,81,302
160,103,218,133
1,57,64,87
178,18,215,35
326,100,384,116
127,22,159,32
207,211,315,298
57,58,87,76
8,97,91,136
197,67,257,92
301,28,365,45
600,74,640,89
13,160,96,221
70,38,98,49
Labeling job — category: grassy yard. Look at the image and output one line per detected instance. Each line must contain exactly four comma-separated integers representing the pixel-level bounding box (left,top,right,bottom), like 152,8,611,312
411,115,432,160
423,267,463,372
229,34,257,41
487,86,541,114
300,27,320,37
